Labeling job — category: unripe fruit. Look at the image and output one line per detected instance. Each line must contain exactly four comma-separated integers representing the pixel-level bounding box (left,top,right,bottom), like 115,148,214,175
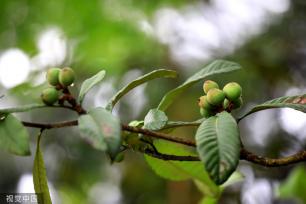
46,68,61,86
200,108,212,118
203,80,219,94
223,82,242,101
198,96,213,110
223,98,230,110
41,87,59,105
207,88,225,106
232,97,243,109
59,67,75,87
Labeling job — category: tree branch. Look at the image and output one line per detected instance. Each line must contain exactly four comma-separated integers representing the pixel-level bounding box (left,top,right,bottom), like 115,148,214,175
22,120,78,129
122,124,196,147
20,119,306,167
142,148,200,161
240,148,306,167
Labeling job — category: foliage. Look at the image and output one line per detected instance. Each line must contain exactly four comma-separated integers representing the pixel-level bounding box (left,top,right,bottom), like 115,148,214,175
33,132,52,204
0,59,305,203
278,166,306,203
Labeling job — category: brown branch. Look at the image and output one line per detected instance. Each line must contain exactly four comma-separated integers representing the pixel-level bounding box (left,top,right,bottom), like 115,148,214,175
240,148,306,167
20,119,306,167
22,120,78,129
122,124,196,147
59,87,86,115
142,148,200,161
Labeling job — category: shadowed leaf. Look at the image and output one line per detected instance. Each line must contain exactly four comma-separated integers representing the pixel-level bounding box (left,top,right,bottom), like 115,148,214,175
0,114,30,155
0,104,46,114
145,140,219,196
78,107,121,159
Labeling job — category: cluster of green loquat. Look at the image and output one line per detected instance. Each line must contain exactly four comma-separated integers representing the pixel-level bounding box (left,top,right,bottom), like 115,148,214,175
41,67,76,105
198,80,242,117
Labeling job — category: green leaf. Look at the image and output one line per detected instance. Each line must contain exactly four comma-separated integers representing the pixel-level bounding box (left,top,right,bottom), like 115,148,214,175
239,94,306,121
128,120,144,127
220,171,244,188
78,114,107,151
195,111,240,185
195,171,243,203
278,166,306,203
106,69,177,111
163,118,204,130
144,109,168,130
0,114,30,155
78,107,121,158
78,70,106,104
0,104,46,114
199,197,217,204
157,60,242,111
33,133,52,204
145,140,219,196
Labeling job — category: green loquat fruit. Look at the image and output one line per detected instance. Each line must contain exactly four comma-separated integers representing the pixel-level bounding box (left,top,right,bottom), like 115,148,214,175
207,88,225,106
41,87,59,105
46,68,61,86
223,82,242,101
203,80,219,94
59,67,75,87
198,96,214,110
200,108,212,118
232,97,243,109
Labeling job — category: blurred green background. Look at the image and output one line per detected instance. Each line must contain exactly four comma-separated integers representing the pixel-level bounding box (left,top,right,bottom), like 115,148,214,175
0,0,306,203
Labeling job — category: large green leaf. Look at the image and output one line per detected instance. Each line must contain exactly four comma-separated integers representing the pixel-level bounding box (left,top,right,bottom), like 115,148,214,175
33,133,52,204
78,107,121,158
0,104,46,114
0,114,30,155
144,109,168,130
157,60,242,111
195,111,240,185
78,114,107,151
239,94,306,121
106,69,177,111
145,140,219,196
278,166,306,203
78,70,106,104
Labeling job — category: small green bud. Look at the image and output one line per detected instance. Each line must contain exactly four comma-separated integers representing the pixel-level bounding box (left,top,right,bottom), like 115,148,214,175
223,98,230,110
59,67,75,87
46,68,61,86
200,108,212,118
207,88,225,106
232,97,243,109
203,80,219,94
223,82,242,101
41,87,59,105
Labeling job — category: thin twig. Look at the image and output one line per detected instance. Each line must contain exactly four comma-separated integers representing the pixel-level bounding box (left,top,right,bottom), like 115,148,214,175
240,149,306,167
20,119,306,166
122,124,196,147
142,148,200,161
22,120,78,129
